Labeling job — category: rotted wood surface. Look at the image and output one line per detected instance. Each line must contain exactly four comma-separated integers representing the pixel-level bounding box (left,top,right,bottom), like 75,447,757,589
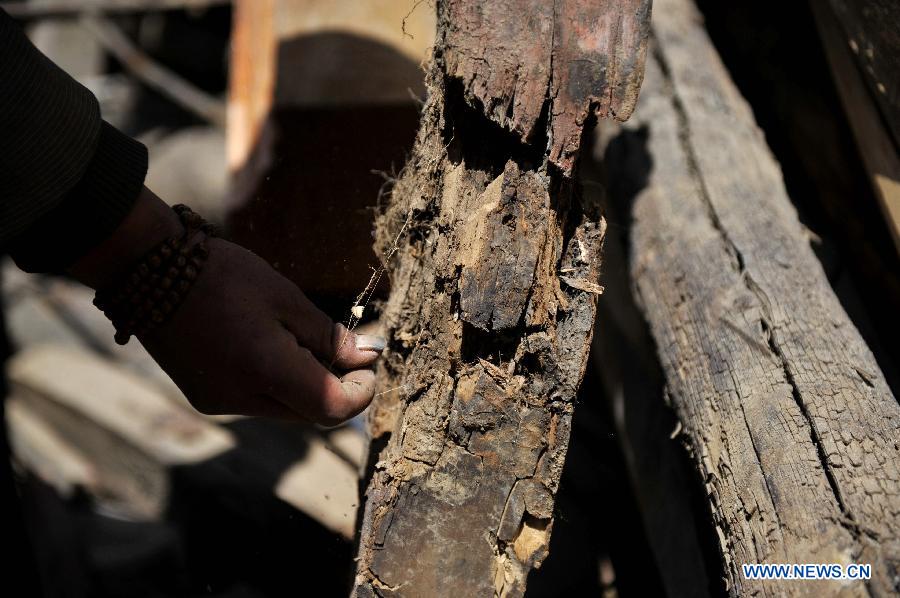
353,1,650,596
602,0,900,594
442,0,650,174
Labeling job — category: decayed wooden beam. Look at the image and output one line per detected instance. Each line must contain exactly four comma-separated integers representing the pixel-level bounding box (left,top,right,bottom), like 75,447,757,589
352,1,651,595
442,0,651,174
601,0,900,594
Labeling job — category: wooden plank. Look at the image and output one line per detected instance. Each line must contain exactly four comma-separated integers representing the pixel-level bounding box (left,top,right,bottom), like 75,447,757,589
6,396,99,499
601,0,900,593
352,1,651,595
5,293,87,350
812,0,900,256
8,346,235,518
226,0,275,172
275,436,360,539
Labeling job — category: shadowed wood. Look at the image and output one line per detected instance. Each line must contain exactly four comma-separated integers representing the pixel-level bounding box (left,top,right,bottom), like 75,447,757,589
602,0,900,594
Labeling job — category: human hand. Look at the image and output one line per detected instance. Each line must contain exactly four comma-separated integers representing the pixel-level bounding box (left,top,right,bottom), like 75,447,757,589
71,188,382,425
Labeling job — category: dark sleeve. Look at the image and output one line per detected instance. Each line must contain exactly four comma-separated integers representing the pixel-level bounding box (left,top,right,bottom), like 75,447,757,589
0,8,148,273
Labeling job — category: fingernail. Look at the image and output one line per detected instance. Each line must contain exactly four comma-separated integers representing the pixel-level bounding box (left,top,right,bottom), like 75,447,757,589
355,335,386,352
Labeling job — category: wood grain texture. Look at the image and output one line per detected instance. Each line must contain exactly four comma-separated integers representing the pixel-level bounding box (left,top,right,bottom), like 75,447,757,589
352,1,651,595
603,0,900,594
441,0,651,174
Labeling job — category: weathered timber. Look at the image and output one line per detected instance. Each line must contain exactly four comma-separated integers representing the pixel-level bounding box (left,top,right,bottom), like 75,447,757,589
442,0,651,174
601,0,900,594
353,1,651,595
588,185,717,596
692,0,900,380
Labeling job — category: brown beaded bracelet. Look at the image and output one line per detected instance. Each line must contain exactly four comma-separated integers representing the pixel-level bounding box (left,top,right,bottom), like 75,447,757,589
94,204,216,345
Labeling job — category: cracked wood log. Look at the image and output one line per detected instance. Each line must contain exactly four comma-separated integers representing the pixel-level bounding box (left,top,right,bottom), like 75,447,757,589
353,1,651,595
602,0,900,594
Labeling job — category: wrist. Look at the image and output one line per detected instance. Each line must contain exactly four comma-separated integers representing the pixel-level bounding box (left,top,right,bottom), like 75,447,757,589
91,203,214,345
69,187,184,290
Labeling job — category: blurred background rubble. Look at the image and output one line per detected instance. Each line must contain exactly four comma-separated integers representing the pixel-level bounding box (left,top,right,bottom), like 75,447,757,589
1,1,430,596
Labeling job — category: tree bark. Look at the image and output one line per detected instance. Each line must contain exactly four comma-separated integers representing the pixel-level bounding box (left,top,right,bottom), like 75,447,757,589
352,1,651,595
602,0,900,594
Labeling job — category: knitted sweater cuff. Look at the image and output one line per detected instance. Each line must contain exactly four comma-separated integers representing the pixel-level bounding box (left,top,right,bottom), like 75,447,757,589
9,122,149,273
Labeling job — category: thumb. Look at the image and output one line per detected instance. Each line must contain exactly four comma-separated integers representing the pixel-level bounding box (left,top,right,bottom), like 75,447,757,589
279,286,384,369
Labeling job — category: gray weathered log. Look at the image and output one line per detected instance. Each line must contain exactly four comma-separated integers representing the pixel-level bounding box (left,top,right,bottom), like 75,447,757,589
352,1,651,595
587,185,717,597
602,0,900,594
